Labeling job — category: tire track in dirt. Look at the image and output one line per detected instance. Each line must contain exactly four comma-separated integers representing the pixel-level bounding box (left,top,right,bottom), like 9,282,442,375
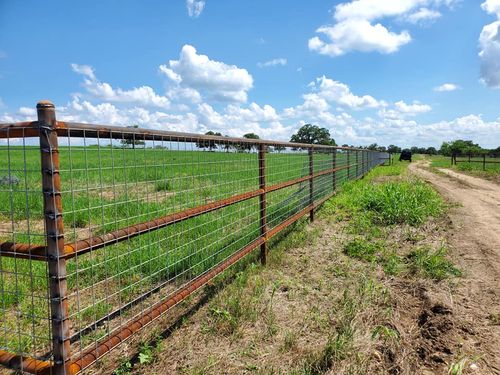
410,160,500,373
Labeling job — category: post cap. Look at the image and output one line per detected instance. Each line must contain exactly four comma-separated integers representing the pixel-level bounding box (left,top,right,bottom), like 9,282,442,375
36,100,55,109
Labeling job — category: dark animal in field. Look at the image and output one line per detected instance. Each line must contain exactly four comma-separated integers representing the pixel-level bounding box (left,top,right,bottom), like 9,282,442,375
399,149,412,162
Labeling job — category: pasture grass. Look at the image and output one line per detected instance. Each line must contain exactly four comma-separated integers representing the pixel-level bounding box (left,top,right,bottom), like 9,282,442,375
430,155,500,181
0,145,352,357
107,156,463,374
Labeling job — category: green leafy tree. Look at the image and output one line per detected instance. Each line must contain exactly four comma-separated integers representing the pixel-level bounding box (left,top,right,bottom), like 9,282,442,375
274,144,286,153
440,140,481,156
196,131,222,151
387,145,401,154
121,125,145,149
290,124,336,146
236,132,260,152
426,147,438,155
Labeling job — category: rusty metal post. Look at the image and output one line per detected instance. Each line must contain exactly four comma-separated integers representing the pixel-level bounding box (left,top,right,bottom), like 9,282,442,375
356,150,359,177
308,148,314,222
258,145,267,265
332,149,337,192
38,101,70,375
347,149,350,180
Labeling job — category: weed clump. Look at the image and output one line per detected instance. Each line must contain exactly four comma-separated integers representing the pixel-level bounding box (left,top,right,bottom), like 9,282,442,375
408,245,462,280
155,180,173,192
359,180,443,226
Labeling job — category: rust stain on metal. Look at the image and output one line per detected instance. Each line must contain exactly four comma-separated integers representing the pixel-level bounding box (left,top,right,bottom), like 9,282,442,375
69,236,266,373
0,350,52,374
0,165,353,261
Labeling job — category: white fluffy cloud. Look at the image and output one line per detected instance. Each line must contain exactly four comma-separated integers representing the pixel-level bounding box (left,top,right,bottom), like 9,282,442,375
309,0,454,57
186,0,205,18
479,1,500,88
3,51,499,148
434,83,460,92
257,58,287,68
378,100,432,120
308,76,385,109
159,45,253,103
406,8,442,23
482,0,500,17
71,64,170,108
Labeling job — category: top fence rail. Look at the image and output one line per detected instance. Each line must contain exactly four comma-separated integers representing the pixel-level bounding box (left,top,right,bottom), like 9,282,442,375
0,101,389,375
0,120,368,152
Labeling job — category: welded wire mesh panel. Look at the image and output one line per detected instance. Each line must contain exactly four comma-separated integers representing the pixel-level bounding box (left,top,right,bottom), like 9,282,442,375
0,130,52,365
0,116,390,374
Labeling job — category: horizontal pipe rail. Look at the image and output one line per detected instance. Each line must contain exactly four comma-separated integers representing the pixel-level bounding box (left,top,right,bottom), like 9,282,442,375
454,159,500,164
0,350,52,375
69,189,335,374
0,120,370,152
0,110,388,375
0,164,357,260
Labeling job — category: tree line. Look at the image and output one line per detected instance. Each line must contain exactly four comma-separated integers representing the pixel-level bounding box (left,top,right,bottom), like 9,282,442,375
121,124,499,157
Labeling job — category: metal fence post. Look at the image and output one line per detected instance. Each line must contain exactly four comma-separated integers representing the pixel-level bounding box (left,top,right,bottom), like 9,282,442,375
347,150,350,180
356,150,359,178
332,148,337,192
37,101,71,375
258,144,267,265
308,148,314,222
483,154,486,171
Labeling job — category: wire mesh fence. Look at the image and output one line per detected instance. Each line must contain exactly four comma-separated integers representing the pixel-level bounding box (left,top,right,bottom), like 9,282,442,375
0,101,389,374
451,153,500,171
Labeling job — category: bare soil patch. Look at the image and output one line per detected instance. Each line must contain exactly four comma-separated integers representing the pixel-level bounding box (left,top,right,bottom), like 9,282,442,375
409,160,500,374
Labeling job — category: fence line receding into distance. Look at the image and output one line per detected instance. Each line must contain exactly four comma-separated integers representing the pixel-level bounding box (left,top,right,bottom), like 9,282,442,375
0,101,389,374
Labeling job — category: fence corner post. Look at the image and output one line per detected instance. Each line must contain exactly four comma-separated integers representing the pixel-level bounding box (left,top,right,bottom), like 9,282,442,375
258,144,268,265
309,147,314,222
37,100,71,375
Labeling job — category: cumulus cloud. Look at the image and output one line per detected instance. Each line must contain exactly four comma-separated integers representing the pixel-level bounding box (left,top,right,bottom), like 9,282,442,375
378,100,432,120
309,0,455,57
309,76,385,109
479,0,500,88
71,64,170,108
159,45,253,103
434,83,460,91
186,0,205,18
257,58,287,68
3,58,497,148
406,8,442,23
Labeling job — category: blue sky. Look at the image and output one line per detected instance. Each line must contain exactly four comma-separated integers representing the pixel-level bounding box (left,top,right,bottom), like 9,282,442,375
1,0,500,148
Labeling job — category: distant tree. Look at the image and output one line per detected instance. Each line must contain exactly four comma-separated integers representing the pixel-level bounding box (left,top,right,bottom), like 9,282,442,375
274,144,286,153
196,131,222,151
440,140,481,156
121,125,145,149
237,133,260,152
290,124,336,146
367,143,379,151
387,145,401,154
426,147,438,155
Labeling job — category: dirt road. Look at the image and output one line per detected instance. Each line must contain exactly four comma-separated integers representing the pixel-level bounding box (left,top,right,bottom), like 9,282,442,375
410,160,500,373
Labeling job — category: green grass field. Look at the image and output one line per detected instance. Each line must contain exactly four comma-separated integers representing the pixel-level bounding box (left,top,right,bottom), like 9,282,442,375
0,145,372,359
430,155,500,181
